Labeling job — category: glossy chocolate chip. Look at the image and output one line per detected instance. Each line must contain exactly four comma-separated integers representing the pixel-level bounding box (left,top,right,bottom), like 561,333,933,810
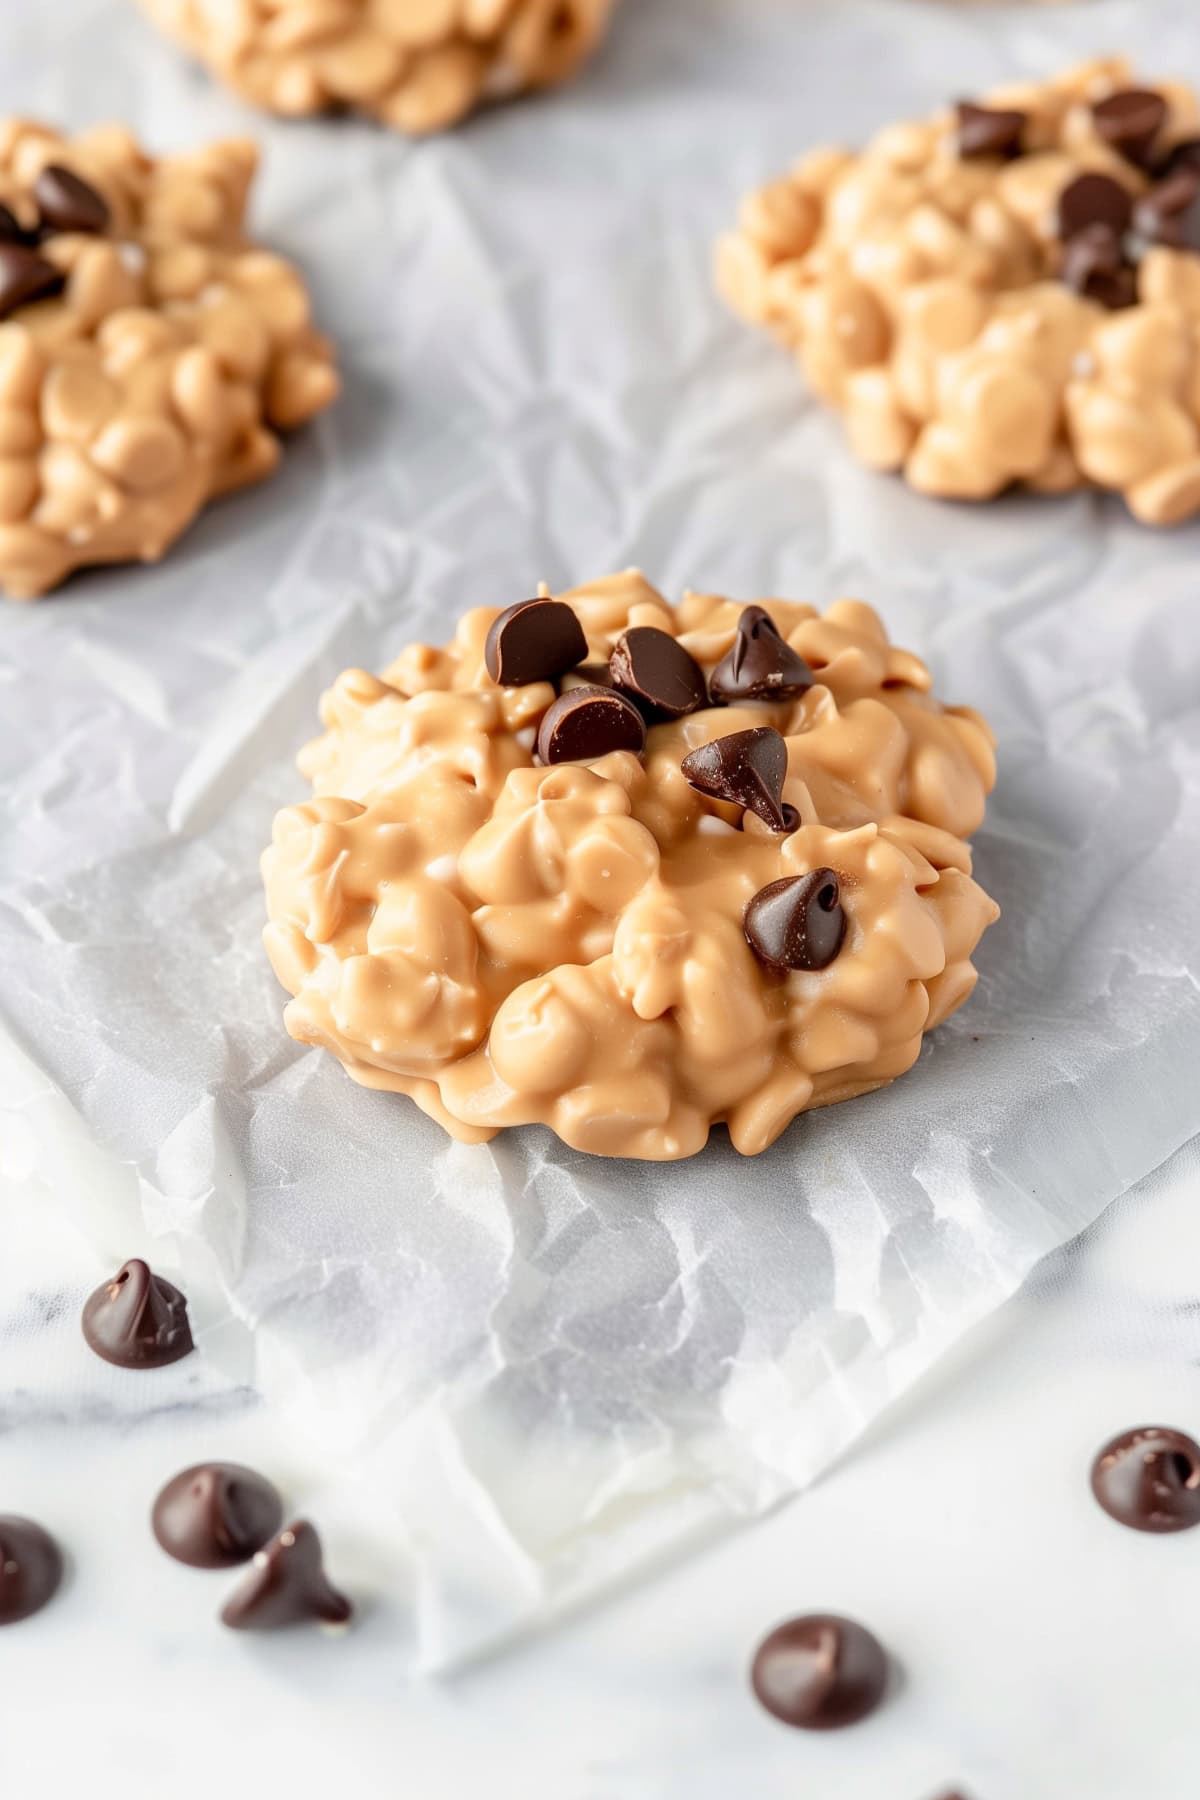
34,164,110,235
1061,225,1138,310
1132,168,1200,252
709,606,813,706
220,1521,352,1631
81,1258,194,1370
750,1614,888,1730
484,596,587,687
1091,1426,1200,1534
744,870,846,972
0,243,63,320
1157,136,1200,180
1056,172,1133,243
0,1517,63,1626
608,626,708,721
1092,89,1168,168
153,1464,285,1570
536,684,646,764
956,100,1026,161
680,726,794,831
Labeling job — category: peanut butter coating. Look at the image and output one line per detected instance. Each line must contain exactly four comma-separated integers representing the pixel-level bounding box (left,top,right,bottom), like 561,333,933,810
263,573,999,1161
717,57,1200,525
0,119,338,601
139,0,615,135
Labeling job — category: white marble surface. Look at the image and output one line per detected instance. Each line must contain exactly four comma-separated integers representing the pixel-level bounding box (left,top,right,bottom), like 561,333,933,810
3,1136,1200,1799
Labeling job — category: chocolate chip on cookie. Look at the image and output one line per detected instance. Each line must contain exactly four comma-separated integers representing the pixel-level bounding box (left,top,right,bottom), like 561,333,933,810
1132,167,1200,251
609,626,707,721
1061,224,1138,310
1092,89,1167,168
1057,171,1134,243
744,870,846,972
681,726,796,832
34,164,110,235
536,684,646,764
709,606,813,706
0,242,63,320
485,596,589,688
956,100,1026,161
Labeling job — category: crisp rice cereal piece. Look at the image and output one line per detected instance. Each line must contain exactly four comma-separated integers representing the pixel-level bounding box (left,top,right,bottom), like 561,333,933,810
138,0,616,133
717,58,1200,525
262,571,1000,1161
0,120,337,600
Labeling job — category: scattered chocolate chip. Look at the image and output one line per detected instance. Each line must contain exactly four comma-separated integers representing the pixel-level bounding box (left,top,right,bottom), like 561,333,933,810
0,1517,63,1625
34,164,110,236
1061,224,1138,310
1092,89,1168,168
744,870,846,972
1132,168,1200,252
1091,1426,1200,1534
152,1463,284,1570
0,203,33,245
535,684,646,764
750,1614,888,1730
956,100,1026,161
220,1521,352,1631
608,626,708,721
81,1258,194,1370
680,726,794,831
0,243,64,320
1057,172,1134,244
1157,136,1200,180
484,596,588,687
709,606,813,706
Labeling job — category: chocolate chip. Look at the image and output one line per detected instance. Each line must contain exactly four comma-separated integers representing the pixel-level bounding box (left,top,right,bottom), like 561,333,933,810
0,203,33,245
484,596,588,687
744,870,846,972
220,1521,352,1631
0,1517,63,1626
81,1258,194,1369
1157,136,1200,180
34,164,110,236
1056,172,1133,243
1092,89,1168,168
680,726,794,831
535,684,646,764
0,243,63,321
609,626,708,721
956,100,1026,161
153,1464,284,1570
1132,168,1200,252
1091,1426,1200,1534
709,606,813,706
1061,225,1138,310
750,1614,888,1730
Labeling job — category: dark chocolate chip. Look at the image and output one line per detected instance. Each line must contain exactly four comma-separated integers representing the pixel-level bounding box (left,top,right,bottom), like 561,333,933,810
956,100,1026,162
1056,172,1134,243
1092,89,1168,168
680,726,793,831
1061,224,1138,310
709,606,813,706
0,243,64,321
535,684,646,764
1091,1426,1200,1534
1157,136,1200,180
0,203,33,245
34,164,110,236
750,1614,888,1730
0,1517,63,1626
153,1464,284,1570
484,596,587,687
608,626,708,721
744,870,846,972
220,1521,352,1631
1132,168,1200,251
81,1258,194,1369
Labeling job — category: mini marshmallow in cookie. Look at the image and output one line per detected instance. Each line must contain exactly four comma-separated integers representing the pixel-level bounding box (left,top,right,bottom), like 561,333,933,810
263,571,999,1161
718,57,1200,525
139,0,615,136
0,120,337,600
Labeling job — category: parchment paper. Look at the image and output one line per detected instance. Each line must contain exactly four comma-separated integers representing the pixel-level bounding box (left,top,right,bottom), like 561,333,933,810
1,0,1198,1670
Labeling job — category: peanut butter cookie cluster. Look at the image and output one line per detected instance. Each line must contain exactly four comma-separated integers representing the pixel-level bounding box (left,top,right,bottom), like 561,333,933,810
0,120,337,599
718,58,1200,524
139,0,615,135
262,573,999,1161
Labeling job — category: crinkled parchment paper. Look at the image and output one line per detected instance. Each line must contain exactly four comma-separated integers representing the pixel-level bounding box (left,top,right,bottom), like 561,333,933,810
1,0,1198,1670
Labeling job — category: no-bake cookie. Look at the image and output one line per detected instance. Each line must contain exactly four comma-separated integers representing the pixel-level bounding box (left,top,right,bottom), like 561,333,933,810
0,120,337,599
262,572,999,1161
140,0,615,135
718,58,1200,524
